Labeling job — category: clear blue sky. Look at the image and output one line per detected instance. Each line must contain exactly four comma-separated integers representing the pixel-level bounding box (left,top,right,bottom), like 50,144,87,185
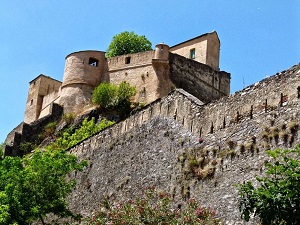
0,1,299,142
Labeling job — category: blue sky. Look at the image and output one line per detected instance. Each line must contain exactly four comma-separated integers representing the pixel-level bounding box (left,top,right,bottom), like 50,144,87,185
0,1,299,142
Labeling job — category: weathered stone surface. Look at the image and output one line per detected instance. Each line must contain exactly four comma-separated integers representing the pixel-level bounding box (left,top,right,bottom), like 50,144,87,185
59,64,300,225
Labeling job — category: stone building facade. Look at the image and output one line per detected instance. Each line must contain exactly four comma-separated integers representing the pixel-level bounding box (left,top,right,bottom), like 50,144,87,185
24,31,230,123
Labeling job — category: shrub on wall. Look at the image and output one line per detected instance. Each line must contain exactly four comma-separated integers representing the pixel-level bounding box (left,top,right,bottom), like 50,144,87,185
86,186,223,225
92,81,136,117
54,118,114,150
92,83,117,109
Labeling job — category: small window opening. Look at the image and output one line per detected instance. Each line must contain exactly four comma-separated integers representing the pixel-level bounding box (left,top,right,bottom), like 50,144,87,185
125,56,131,64
190,48,195,59
30,99,33,106
89,58,99,67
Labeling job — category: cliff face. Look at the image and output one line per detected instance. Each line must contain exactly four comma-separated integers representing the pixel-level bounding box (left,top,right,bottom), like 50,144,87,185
65,64,300,224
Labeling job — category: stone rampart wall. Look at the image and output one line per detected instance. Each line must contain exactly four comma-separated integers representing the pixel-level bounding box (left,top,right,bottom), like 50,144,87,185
169,53,230,103
70,63,299,154
67,64,300,224
107,51,155,71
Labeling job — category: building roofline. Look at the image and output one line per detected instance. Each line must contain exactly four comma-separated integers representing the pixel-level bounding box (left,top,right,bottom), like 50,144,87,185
29,74,62,84
170,31,219,49
65,50,106,59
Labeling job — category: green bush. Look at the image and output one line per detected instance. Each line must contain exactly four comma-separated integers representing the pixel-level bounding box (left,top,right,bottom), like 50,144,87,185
0,143,4,159
19,142,35,155
116,81,137,115
92,82,117,109
44,121,57,137
55,118,114,150
86,186,222,225
62,113,76,124
92,81,136,117
237,145,300,225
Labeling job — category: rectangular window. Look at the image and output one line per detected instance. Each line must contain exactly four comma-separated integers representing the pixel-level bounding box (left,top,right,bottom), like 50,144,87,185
89,58,99,67
125,57,131,64
190,48,195,59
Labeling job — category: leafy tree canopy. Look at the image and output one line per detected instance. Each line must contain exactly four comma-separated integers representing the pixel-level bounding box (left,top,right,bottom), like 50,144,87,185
0,148,87,224
237,145,300,225
106,31,152,58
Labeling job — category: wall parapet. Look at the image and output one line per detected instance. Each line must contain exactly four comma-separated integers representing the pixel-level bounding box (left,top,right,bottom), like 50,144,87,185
70,64,300,154
67,65,300,225
169,53,230,103
107,51,155,71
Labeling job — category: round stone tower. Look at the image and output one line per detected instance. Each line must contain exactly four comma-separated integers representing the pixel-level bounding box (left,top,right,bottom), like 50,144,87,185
59,50,106,114
154,43,169,60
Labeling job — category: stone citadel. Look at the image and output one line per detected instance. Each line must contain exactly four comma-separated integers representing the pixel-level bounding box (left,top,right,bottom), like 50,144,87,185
24,31,229,124
4,31,300,224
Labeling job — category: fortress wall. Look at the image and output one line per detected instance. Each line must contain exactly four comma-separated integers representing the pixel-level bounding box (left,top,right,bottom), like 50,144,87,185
24,75,62,124
63,51,106,88
69,64,299,166
206,35,220,70
171,39,207,65
41,89,60,110
107,51,155,71
169,53,230,103
106,57,173,105
106,65,159,104
66,65,300,224
197,64,300,135
70,88,204,155
170,31,220,71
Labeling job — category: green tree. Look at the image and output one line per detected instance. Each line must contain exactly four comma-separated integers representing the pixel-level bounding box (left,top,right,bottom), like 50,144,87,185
106,31,152,58
0,143,4,159
116,81,137,115
0,148,87,224
237,145,300,225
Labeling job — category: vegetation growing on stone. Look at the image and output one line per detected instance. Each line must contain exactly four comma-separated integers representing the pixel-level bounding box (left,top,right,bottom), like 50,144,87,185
62,113,76,124
54,118,114,150
92,81,136,117
86,186,223,225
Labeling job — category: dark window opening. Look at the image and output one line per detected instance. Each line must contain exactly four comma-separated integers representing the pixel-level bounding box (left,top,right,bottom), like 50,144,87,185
190,48,195,59
30,99,33,106
89,58,99,67
125,57,131,64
